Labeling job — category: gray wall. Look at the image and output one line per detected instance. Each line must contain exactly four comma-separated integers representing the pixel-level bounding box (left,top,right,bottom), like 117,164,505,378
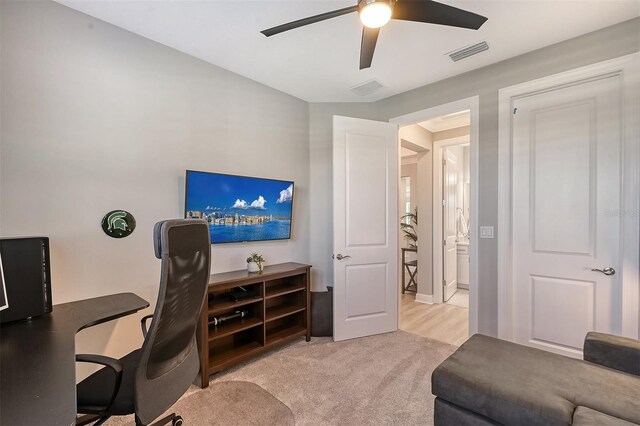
308,103,377,290
0,0,309,365
310,17,640,335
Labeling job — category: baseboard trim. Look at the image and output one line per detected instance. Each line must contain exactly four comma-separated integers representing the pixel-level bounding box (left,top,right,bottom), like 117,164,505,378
415,293,433,304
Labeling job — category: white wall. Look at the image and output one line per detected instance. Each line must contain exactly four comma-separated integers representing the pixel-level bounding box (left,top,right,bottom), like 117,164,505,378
399,124,432,151
415,151,433,296
400,163,417,219
462,145,470,224
0,0,309,367
400,162,417,291
399,125,433,296
443,145,464,238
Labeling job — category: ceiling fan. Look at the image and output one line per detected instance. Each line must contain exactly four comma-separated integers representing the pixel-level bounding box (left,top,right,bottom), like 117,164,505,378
261,0,487,70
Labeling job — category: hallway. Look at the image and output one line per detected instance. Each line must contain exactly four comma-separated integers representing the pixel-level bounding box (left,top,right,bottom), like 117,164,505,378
399,293,469,346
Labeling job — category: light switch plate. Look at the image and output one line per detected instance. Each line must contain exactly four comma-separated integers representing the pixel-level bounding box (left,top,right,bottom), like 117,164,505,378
480,226,494,239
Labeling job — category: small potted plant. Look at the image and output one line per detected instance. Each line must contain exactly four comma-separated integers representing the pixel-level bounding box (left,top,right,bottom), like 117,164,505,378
246,253,265,273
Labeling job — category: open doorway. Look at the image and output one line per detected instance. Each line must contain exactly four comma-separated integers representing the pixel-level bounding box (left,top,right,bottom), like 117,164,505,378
392,97,479,347
429,112,471,309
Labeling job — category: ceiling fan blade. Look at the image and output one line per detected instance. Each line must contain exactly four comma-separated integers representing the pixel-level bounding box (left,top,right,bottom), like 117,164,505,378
261,5,358,37
360,27,380,70
392,0,487,30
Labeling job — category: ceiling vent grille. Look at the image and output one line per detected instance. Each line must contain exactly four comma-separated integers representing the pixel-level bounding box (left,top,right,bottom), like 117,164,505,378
448,41,489,62
350,79,385,96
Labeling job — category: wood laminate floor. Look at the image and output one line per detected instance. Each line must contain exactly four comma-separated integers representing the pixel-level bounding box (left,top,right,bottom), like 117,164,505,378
399,293,469,347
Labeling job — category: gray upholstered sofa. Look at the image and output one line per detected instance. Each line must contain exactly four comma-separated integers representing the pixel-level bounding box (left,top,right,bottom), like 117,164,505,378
431,332,640,425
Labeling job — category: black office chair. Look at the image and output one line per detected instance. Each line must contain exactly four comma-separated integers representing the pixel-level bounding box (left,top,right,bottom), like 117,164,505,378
76,219,211,426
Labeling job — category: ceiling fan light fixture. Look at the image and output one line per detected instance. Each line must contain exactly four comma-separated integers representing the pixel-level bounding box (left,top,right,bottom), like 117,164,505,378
359,0,393,29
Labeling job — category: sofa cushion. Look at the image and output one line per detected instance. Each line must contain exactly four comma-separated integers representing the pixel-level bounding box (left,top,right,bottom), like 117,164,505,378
573,406,637,426
584,332,640,376
432,334,640,426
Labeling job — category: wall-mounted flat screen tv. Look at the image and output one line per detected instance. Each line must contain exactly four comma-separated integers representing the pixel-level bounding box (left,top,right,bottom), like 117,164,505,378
185,170,294,244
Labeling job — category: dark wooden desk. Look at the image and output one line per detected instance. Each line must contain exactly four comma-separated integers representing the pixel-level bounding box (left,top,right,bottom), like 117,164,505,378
0,293,149,426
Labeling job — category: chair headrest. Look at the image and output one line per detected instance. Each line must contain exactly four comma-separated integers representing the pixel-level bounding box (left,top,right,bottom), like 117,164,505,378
153,219,209,259
153,221,164,259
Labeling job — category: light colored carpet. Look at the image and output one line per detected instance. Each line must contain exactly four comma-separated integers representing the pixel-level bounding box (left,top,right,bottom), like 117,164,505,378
214,330,457,425
446,289,469,309
104,331,457,425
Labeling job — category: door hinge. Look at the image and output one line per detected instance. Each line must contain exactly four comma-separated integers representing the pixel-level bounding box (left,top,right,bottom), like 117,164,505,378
443,159,447,166
443,240,446,246
513,107,518,115
442,199,446,206
443,279,446,286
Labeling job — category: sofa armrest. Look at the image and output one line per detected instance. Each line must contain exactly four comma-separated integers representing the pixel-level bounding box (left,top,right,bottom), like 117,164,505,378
583,332,640,376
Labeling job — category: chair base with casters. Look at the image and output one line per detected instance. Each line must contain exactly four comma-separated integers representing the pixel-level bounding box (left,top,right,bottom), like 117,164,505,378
75,317,186,426
76,413,183,426
75,328,185,425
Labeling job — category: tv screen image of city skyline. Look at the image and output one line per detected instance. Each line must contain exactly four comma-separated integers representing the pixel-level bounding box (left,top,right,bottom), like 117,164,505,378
185,170,294,244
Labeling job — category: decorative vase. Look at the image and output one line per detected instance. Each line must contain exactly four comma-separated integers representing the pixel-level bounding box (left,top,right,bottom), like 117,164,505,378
247,261,261,273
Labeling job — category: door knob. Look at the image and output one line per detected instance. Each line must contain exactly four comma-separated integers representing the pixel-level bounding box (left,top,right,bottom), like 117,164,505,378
333,254,351,260
591,267,615,276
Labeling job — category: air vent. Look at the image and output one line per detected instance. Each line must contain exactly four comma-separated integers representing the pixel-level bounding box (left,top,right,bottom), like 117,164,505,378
448,41,489,62
350,79,385,96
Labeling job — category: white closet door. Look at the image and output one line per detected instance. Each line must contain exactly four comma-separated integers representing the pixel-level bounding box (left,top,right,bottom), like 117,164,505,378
511,75,622,357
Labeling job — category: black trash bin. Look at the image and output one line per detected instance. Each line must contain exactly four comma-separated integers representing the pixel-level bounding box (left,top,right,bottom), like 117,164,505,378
311,286,333,337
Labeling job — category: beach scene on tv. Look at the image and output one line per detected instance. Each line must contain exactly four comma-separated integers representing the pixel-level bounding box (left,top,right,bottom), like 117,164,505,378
185,171,294,244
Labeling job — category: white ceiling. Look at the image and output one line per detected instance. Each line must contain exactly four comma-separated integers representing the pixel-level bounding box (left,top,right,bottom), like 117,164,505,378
401,110,469,156
419,109,470,132
55,0,639,102
401,147,418,157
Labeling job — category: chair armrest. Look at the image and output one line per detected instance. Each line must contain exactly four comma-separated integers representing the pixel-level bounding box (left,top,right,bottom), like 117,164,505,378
583,332,640,376
76,354,124,411
140,314,154,338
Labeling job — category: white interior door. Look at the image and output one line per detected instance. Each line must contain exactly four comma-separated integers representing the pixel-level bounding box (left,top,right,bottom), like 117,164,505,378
511,75,623,357
443,149,458,301
333,116,398,342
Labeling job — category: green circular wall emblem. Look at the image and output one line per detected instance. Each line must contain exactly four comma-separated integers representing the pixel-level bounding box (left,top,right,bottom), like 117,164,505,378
101,210,136,238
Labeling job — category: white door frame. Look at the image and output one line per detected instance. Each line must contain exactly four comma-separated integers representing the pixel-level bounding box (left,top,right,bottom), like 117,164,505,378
390,96,480,335
434,136,469,304
497,53,640,340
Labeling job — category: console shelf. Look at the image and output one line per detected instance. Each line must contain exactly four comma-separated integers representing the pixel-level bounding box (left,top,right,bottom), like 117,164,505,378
208,296,263,316
266,323,307,346
209,316,263,341
265,283,306,299
208,341,262,373
198,262,311,388
266,304,306,323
